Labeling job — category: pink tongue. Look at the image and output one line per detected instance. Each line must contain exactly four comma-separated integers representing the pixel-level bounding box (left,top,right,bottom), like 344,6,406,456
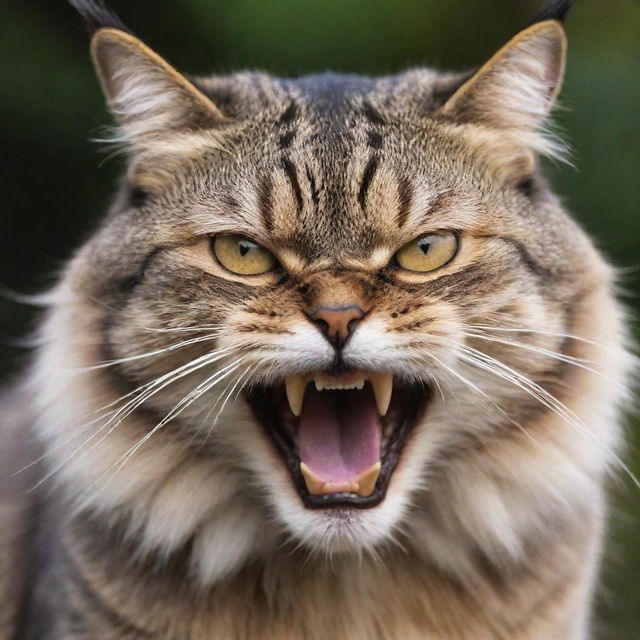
298,386,381,482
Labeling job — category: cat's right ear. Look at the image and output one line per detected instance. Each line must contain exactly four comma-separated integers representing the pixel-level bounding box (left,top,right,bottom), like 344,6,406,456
69,1,225,147
436,7,570,166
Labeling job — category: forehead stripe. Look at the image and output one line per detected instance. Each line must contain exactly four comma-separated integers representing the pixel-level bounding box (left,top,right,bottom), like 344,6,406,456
367,130,383,149
358,155,378,212
257,175,274,232
396,175,413,229
413,191,455,226
279,130,295,149
279,100,299,125
362,100,385,125
282,157,304,214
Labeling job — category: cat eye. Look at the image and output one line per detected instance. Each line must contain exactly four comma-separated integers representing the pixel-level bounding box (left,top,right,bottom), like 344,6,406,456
211,234,278,276
394,232,458,273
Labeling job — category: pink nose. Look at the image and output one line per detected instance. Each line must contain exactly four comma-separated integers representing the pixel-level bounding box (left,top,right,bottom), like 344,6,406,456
311,305,365,346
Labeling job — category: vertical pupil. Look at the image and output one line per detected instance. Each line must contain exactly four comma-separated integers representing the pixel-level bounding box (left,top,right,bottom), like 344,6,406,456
418,238,432,255
238,240,253,257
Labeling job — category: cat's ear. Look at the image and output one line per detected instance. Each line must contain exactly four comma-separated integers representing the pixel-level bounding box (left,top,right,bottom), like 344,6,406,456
69,0,224,145
439,19,567,158
68,1,225,146
90,29,225,144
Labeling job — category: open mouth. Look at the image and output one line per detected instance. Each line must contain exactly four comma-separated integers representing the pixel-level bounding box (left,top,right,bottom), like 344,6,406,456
246,371,431,509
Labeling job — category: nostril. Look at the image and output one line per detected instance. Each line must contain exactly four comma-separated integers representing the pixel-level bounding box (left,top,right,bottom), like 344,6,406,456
309,305,366,346
314,318,331,336
347,317,361,334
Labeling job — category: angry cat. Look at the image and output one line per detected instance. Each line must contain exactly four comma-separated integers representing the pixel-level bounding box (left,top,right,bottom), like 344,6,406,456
0,0,634,638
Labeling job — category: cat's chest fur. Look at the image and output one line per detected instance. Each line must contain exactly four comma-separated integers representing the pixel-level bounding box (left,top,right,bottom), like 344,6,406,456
20,504,594,640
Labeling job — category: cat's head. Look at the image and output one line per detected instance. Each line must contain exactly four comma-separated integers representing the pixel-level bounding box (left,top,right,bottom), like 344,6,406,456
47,0,619,568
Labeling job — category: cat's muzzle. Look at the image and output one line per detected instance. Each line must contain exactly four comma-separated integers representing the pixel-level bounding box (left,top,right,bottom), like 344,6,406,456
246,372,431,509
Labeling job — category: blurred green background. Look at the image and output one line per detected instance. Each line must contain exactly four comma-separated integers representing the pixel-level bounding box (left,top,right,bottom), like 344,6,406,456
1,0,638,635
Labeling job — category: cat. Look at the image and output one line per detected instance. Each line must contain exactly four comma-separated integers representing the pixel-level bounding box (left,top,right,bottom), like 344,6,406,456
0,0,634,638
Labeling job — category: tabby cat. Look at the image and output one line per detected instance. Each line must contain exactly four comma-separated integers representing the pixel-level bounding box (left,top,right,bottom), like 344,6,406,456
0,0,633,638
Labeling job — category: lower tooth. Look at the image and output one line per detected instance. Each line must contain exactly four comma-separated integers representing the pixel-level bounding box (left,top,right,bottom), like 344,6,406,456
322,481,359,495
300,461,381,497
300,462,325,495
353,461,381,497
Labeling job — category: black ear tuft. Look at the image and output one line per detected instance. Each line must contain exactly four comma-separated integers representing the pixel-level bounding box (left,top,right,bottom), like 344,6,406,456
529,0,575,26
67,0,133,35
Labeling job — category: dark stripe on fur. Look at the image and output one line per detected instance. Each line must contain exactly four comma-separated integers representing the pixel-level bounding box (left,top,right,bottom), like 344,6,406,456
362,101,385,125
67,0,133,35
415,263,492,299
517,177,537,199
358,156,378,211
126,185,149,209
117,247,163,294
396,176,413,228
367,131,383,150
306,166,320,208
282,158,303,213
379,267,493,299
529,0,574,26
65,549,152,637
257,175,274,231
469,233,552,280
473,548,510,593
414,191,455,225
500,237,552,280
279,101,298,125
279,130,295,149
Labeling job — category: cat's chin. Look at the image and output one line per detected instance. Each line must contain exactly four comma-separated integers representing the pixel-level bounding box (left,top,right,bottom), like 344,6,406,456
246,371,432,512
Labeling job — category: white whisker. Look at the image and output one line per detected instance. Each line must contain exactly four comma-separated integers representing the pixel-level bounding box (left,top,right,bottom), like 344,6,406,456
70,332,221,371
426,351,540,446
451,343,638,488
462,321,614,351
106,356,249,479
461,330,624,388
29,347,240,492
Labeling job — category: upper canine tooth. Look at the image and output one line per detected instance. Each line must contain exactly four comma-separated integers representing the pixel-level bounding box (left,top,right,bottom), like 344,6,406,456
369,372,393,416
314,379,324,391
285,375,307,417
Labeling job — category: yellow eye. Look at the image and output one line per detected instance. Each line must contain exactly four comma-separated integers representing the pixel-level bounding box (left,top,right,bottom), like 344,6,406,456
212,234,277,275
395,232,458,273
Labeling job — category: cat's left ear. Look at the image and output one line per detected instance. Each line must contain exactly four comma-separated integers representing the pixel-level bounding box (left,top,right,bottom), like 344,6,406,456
90,28,225,144
69,1,225,148
439,19,567,157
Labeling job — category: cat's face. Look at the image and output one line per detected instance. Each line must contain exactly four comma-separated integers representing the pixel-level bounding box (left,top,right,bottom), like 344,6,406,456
58,19,604,557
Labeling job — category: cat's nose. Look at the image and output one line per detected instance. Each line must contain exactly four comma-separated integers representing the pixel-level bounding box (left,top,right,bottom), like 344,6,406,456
310,305,365,347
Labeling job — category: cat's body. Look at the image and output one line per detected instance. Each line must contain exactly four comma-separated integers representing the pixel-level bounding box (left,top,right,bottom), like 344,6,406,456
0,1,633,638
